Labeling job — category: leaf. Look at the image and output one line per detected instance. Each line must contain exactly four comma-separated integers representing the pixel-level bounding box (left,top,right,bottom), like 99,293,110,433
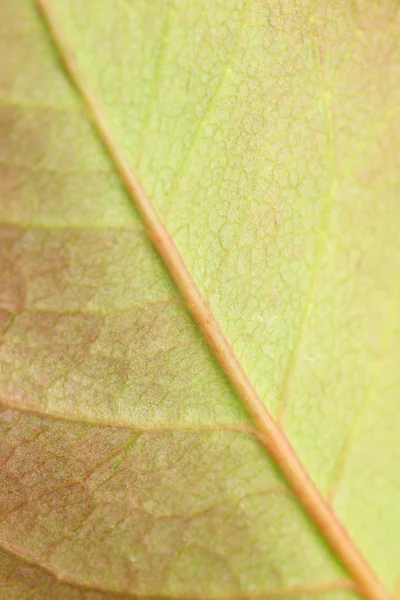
0,1,399,600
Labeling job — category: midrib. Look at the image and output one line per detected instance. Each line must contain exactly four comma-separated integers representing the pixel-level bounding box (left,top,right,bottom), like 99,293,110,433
37,3,391,600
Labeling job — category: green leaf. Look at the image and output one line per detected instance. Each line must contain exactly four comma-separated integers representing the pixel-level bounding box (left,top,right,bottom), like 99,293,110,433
0,1,399,599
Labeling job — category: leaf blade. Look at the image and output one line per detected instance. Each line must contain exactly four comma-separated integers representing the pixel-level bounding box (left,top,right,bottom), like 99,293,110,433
0,3,395,596
34,1,399,599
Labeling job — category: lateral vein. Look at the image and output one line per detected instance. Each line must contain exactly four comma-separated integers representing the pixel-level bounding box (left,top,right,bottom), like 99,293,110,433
0,540,358,600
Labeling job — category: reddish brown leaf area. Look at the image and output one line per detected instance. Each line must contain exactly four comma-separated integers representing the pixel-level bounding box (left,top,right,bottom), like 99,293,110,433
0,406,315,598
0,223,173,313
0,223,248,426
0,102,133,229
0,548,168,600
0,104,100,174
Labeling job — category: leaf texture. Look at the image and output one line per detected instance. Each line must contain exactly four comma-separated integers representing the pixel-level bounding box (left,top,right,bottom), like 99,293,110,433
0,1,399,599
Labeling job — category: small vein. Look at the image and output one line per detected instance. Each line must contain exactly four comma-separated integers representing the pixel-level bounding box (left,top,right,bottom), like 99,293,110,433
326,300,397,502
0,299,179,321
18,584,50,600
0,401,256,437
0,97,85,115
1,218,144,234
161,0,252,222
1,220,142,232
135,1,173,164
0,157,114,176
276,5,339,422
0,542,357,599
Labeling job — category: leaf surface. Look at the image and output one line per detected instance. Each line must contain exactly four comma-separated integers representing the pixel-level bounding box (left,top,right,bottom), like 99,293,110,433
0,1,399,599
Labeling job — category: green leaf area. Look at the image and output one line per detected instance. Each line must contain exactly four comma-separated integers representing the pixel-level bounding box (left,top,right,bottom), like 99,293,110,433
0,2,399,600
